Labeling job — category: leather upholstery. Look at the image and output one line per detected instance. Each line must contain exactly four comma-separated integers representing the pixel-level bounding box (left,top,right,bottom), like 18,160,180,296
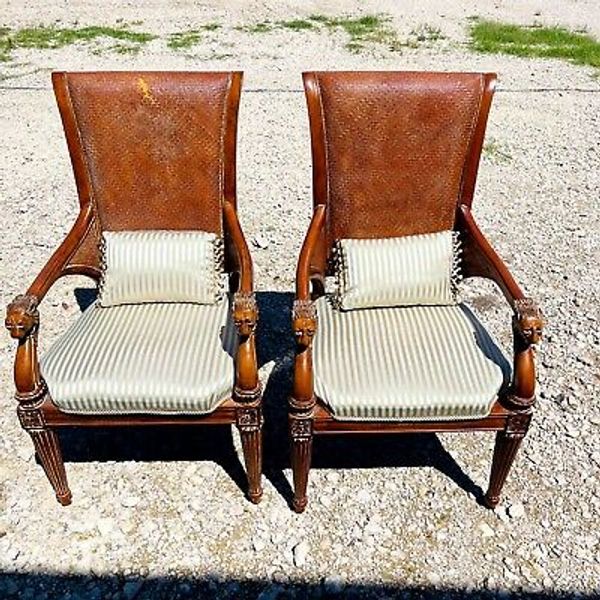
98,230,224,307
304,71,487,249
41,299,237,414
334,230,460,310
313,297,510,421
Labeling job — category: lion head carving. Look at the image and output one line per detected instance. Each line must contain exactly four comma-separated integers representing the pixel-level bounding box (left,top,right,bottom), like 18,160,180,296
5,294,39,339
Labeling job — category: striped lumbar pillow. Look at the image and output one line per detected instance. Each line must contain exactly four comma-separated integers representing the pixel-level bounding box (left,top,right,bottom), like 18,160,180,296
98,230,224,307
333,230,461,310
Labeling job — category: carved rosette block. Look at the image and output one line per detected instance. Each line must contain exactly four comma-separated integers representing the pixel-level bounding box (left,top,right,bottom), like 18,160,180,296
233,291,258,338
5,294,39,339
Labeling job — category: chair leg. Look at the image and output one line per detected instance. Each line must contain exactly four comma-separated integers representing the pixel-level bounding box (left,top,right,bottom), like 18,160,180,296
236,405,263,504
483,412,531,509
29,428,72,506
290,415,313,513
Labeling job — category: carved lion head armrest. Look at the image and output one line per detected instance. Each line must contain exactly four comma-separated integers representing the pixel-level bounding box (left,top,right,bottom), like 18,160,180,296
233,291,258,338
5,294,39,339
513,298,544,346
292,299,317,349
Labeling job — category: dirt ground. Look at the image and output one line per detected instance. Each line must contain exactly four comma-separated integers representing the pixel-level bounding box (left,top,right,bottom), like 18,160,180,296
1,1,599,598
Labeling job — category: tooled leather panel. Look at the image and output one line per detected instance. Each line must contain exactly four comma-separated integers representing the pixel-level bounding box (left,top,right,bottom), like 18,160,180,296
65,72,232,233
315,72,484,241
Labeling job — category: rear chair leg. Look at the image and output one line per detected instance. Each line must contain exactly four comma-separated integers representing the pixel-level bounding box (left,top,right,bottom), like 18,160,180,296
484,412,531,509
289,414,313,513
18,404,71,506
236,405,263,504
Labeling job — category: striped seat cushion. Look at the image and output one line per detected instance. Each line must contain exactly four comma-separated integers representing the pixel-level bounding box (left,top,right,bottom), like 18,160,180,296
313,297,510,421
99,230,224,307
41,299,236,414
334,231,460,310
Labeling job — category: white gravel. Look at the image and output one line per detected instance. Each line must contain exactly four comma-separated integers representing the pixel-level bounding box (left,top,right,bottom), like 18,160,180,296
1,1,599,598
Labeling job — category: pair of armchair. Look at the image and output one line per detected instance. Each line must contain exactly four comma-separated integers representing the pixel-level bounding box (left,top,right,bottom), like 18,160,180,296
5,71,543,513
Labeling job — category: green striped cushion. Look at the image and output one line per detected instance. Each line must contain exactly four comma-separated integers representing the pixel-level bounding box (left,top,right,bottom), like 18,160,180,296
334,231,460,310
99,230,224,307
313,297,510,421
41,299,236,414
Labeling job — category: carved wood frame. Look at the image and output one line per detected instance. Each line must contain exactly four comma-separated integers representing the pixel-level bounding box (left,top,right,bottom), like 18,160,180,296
5,71,263,505
290,71,544,512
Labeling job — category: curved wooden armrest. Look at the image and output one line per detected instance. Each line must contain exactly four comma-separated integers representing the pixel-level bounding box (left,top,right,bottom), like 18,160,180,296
223,200,253,294
296,205,326,301
458,205,544,406
458,204,544,341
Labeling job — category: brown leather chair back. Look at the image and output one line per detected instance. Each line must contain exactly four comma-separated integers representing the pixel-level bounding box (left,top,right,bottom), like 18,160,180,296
303,71,496,252
53,71,241,272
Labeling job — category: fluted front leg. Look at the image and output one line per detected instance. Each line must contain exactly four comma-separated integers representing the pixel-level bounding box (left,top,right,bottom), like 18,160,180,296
236,403,263,503
484,412,531,508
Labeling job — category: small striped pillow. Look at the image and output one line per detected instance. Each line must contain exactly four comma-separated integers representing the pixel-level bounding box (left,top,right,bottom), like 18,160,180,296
98,230,224,307
333,230,461,310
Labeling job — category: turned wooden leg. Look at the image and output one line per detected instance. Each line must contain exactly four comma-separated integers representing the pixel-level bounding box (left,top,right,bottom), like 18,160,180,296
236,405,263,504
484,412,531,509
290,415,313,513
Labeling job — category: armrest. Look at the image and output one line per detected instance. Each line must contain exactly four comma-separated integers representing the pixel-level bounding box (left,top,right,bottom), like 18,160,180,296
223,200,253,294
457,204,544,406
458,204,544,346
291,206,325,411
5,205,95,399
296,204,326,300
222,202,260,400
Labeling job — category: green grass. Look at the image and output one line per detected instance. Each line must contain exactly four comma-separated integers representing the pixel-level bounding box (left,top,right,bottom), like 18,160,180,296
167,30,202,50
309,14,402,53
469,19,600,68
0,24,155,60
234,13,403,53
483,138,512,163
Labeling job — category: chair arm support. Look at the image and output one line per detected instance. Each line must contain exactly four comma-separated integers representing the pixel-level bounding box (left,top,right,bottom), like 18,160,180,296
291,299,318,409
457,204,545,406
296,205,326,301
231,292,260,401
223,200,253,294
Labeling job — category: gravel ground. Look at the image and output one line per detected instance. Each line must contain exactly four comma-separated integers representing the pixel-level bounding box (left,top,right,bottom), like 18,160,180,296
1,1,599,598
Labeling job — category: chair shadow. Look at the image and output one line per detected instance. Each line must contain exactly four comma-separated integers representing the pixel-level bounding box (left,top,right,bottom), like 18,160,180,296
63,288,485,507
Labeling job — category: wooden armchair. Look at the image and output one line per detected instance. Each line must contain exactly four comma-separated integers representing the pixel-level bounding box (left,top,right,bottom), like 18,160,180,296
289,71,544,512
5,71,263,505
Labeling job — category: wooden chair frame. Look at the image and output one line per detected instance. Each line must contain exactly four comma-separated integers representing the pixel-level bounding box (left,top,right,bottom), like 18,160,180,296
5,71,263,506
289,71,544,513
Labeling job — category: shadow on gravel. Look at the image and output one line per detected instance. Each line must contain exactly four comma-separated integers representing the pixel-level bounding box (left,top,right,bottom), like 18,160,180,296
59,290,485,508
0,572,594,599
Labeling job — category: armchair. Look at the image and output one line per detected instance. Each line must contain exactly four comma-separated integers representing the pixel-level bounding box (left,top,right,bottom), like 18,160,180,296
5,71,263,505
289,71,544,512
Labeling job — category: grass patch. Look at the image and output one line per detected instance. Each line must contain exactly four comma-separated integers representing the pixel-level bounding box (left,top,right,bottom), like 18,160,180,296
167,30,202,50
167,24,220,50
234,13,403,53
469,19,600,68
483,138,512,163
0,24,155,60
309,14,402,53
